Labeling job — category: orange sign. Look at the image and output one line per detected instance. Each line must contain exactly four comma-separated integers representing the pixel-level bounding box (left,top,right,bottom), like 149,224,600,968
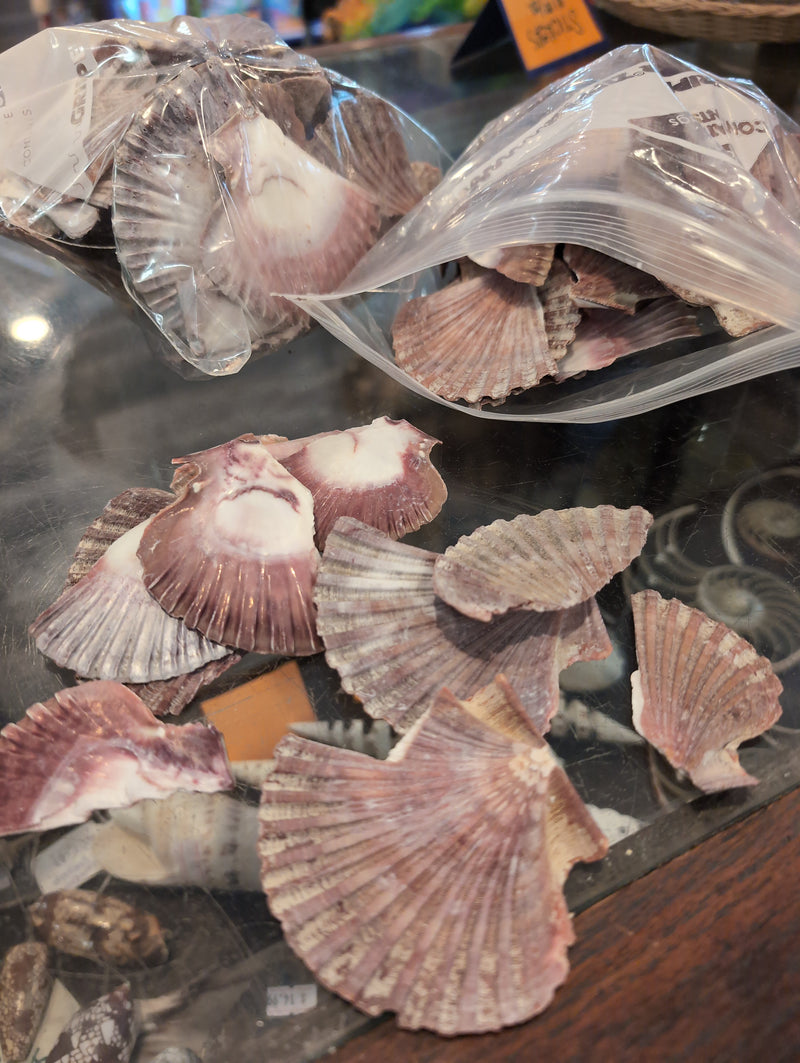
500,0,603,72
201,660,316,762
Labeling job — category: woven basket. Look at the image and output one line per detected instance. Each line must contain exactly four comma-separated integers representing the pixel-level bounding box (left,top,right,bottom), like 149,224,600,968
591,0,800,41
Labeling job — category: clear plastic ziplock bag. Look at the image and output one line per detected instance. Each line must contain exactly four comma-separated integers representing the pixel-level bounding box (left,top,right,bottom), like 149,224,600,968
0,15,449,374
292,44,800,422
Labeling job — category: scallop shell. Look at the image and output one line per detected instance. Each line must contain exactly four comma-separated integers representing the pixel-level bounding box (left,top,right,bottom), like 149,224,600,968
271,416,447,548
433,506,653,621
555,298,702,380
468,243,556,286
203,108,381,313
630,590,783,792
0,942,52,1063
659,280,772,337
128,651,245,717
305,84,425,218
314,517,612,733
137,435,321,656
0,681,234,837
93,791,260,892
64,487,174,588
30,889,168,967
392,272,557,405
31,516,230,684
113,59,267,375
258,676,608,1035
562,244,668,312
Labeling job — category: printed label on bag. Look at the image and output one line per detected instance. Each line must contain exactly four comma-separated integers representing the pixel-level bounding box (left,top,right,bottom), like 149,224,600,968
499,0,603,73
266,983,318,1017
0,29,97,198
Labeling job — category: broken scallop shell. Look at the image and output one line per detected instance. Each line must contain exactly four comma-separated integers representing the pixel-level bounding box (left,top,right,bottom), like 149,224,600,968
562,244,668,313
0,942,52,1063
392,272,558,405
555,299,702,380
314,517,612,733
30,516,231,684
270,416,447,548
0,681,234,837
137,435,321,656
258,676,607,1035
468,243,556,286
433,506,653,621
30,889,168,967
630,589,783,792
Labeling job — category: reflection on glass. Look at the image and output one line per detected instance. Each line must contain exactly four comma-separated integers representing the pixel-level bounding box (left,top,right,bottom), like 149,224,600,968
9,313,51,344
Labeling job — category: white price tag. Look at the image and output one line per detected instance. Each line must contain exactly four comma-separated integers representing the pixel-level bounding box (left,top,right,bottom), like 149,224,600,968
33,820,104,894
266,983,318,1018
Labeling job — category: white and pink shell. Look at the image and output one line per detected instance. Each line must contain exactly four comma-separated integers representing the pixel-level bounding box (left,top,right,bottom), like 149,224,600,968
630,589,783,791
258,676,608,1035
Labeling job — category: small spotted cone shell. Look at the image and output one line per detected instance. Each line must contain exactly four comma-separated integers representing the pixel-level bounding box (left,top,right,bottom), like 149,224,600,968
258,676,608,1035
0,942,52,1063
392,272,557,405
45,984,138,1063
630,590,783,792
314,517,612,733
433,506,653,621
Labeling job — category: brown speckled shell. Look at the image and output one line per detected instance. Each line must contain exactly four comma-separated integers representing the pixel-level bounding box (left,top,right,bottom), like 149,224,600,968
30,889,168,967
630,590,783,792
433,506,653,621
0,942,52,1063
258,676,608,1035
314,518,612,733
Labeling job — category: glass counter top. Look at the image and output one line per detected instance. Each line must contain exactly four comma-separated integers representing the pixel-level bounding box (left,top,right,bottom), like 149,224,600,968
1,19,799,1063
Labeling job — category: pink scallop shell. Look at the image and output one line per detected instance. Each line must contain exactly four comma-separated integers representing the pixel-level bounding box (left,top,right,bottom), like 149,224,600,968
204,110,381,308
562,244,668,313
554,299,702,381
468,243,556,286
138,435,321,656
270,416,447,548
31,517,230,684
392,272,557,405
258,676,608,1035
0,681,234,837
433,506,654,621
630,589,783,792
314,517,612,733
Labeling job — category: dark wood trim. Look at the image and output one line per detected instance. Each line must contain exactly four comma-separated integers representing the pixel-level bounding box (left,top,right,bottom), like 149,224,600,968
333,785,800,1062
